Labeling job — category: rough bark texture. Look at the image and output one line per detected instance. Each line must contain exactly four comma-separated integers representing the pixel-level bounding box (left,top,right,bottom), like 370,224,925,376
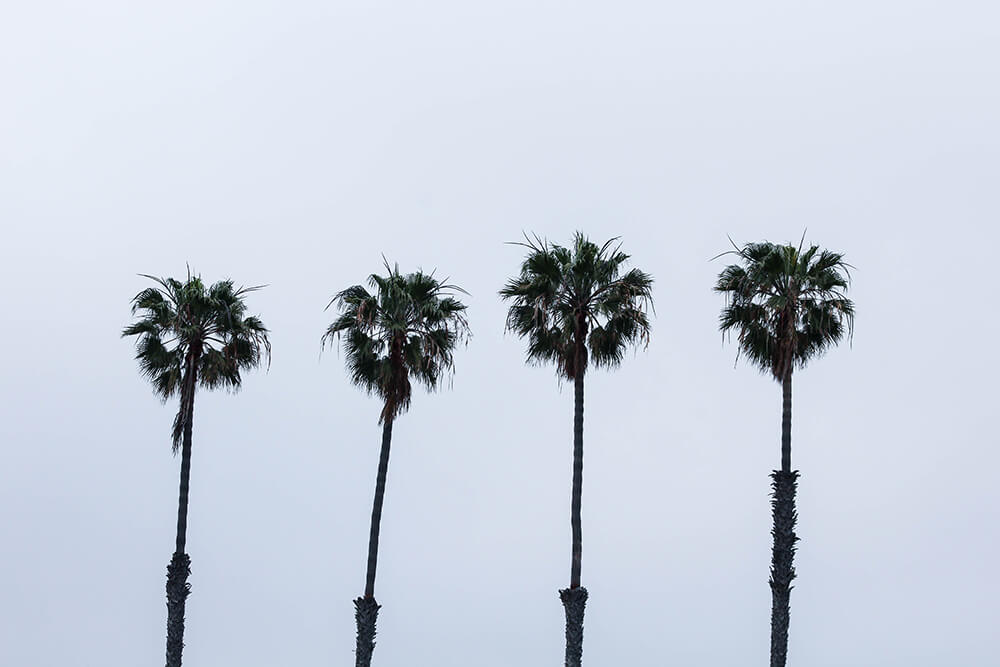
769,470,799,667
165,552,191,667
559,586,588,667
354,596,381,667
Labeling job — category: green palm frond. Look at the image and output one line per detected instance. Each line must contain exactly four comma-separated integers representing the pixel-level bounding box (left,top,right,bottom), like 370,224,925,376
123,270,271,451
323,262,470,423
500,231,654,379
715,239,855,380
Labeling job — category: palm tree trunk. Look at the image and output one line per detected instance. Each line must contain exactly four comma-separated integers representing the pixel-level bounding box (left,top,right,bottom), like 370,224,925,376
769,369,799,667
559,586,588,667
570,370,584,587
355,417,393,667
166,386,195,667
780,368,792,473
559,362,587,667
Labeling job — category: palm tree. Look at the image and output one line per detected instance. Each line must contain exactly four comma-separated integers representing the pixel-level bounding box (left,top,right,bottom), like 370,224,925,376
715,238,854,667
323,262,470,667
500,232,653,667
122,270,270,667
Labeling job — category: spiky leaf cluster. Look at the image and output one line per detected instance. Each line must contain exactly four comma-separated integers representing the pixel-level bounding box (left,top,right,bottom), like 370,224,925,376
715,240,855,380
122,271,271,449
323,262,470,424
500,232,653,379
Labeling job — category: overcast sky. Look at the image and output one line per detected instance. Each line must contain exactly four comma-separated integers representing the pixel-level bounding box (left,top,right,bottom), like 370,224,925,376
1,2,998,665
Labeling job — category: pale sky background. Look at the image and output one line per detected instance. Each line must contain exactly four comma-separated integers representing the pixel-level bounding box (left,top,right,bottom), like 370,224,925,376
1,2,998,665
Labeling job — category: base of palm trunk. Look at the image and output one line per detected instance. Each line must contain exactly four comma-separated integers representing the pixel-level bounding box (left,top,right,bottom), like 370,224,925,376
769,470,799,667
165,552,191,667
354,596,381,667
559,586,588,667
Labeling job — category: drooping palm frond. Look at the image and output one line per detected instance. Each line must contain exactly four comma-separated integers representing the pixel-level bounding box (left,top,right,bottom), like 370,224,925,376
323,262,470,423
123,271,271,450
715,239,854,380
500,232,654,379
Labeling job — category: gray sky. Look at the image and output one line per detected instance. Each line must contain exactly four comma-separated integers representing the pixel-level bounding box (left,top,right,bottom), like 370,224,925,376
1,1,998,665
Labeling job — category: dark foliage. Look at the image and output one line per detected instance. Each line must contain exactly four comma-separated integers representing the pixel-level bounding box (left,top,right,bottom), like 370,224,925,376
500,232,653,380
123,270,271,451
323,261,470,424
715,238,854,381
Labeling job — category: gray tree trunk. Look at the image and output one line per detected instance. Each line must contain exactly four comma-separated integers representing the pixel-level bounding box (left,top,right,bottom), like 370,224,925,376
561,326,587,665
769,470,799,667
769,370,798,667
570,368,584,588
364,418,394,598
559,586,588,667
354,596,381,667
780,368,792,474
166,369,196,667
165,553,191,667
354,418,393,667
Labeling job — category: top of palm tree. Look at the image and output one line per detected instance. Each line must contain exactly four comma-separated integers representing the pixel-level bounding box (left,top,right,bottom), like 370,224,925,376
322,260,470,424
122,269,271,450
714,236,855,381
499,232,654,380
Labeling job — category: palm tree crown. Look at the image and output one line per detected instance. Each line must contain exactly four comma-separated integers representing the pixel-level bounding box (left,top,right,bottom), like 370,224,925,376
122,271,271,449
323,262,470,423
499,232,653,377
715,239,855,381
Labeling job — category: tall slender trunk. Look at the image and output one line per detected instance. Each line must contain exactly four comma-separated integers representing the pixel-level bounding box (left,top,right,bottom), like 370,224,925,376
355,417,393,667
570,369,584,588
780,368,792,474
166,355,198,667
559,331,588,667
769,369,799,667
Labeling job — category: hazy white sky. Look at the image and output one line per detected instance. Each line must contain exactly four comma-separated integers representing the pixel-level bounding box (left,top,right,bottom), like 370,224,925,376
1,2,998,665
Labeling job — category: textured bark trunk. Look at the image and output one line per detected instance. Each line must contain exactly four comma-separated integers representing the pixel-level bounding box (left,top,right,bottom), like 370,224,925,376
355,417,393,666
166,354,197,667
769,471,799,667
559,586,588,667
165,553,191,667
354,596,381,667
770,369,798,667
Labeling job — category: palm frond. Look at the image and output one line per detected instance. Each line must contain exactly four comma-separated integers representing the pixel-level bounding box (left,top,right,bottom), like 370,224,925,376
500,231,654,380
124,270,271,451
715,238,855,379
325,263,470,423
